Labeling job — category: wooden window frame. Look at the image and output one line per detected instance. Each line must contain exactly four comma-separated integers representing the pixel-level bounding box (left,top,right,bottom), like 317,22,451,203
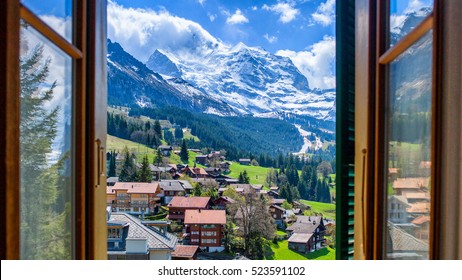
0,0,107,260
372,0,442,259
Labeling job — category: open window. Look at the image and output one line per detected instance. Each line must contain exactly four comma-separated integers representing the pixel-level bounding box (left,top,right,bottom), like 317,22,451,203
0,0,108,259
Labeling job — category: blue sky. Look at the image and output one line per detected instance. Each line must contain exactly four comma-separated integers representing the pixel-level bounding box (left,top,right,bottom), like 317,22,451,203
109,0,335,54
107,0,337,89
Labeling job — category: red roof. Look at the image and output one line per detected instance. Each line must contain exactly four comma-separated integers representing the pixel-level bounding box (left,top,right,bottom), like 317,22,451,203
393,178,429,189
112,182,160,194
168,196,210,209
412,215,430,225
172,245,199,258
184,209,226,225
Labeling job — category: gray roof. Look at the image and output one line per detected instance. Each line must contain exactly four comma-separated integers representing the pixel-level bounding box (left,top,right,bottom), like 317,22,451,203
107,177,119,183
149,164,163,172
160,180,185,192
179,180,193,190
108,213,177,250
288,233,313,244
286,216,323,234
388,222,428,252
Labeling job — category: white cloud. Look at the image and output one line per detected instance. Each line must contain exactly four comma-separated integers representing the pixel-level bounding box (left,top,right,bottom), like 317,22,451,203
107,1,222,62
311,0,335,26
226,9,249,25
252,6,258,11
208,12,216,22
390,14,406,32
197,0,206,6
262,2,300,23
276,36,336,90
263,33,278,44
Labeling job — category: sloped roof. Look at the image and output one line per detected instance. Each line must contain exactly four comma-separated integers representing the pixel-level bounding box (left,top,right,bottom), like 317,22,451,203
184,209,226,225
168,196,210,208
179,180,193,190
393,178,429,189
112,182,160,194
286,216,323,234
108,213,177,250
388,222,428,252
407,202,431,213
288,233,313,244
107,177,119,183
411,215,430,225
160,180,184,192
172,245,199,258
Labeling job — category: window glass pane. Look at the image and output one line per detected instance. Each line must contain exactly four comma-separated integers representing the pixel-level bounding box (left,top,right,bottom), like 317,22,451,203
20,24,73,259
389,0,433,46
386,31,432,260
21,0,72,42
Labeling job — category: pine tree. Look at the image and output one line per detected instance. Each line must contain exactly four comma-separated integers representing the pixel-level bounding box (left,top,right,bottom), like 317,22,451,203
136,155,152,182
20,40,71,259
180,139,189,162
119,146,136,182
154,120,162,140
108,150,116,177
153,148,163,167
242,170,250,184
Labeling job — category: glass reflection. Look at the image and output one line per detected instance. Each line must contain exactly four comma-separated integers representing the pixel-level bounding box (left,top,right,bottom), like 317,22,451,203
20,24,73,259
389,0,433,46
21,0,72,42
386,31,432,260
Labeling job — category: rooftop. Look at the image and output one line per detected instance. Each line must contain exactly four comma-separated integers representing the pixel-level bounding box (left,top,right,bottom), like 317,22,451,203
168,196,210,209
108,213,177,250
171,245,199,258
393,178,429,190
159,180,184,192
112,182,160,194
288,233,313,244
184,209,226,225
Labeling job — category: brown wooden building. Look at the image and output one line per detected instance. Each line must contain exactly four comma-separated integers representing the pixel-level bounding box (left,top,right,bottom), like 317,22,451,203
184,209,226,252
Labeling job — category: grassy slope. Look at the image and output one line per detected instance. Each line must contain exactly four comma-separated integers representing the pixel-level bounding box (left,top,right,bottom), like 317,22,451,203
299,200,336,220
107,134,156,163
267,240,335,260
228,162,270,185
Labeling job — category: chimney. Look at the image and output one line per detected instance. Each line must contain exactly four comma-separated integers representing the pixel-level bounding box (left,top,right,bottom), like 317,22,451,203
198,209,201,213
132,185,134,188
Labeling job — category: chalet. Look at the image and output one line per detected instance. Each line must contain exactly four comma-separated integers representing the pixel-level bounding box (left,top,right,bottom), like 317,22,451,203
288,233,316,254
195,155,208,165
268,190,280,198
184,167,209,178
218,162,231,172
272,198,286,206
204,167,221,177
159,180,186,204
239,158,251,165
106,176,119,186
150,164,177,180
109,182,161,214
184,209,226,252
213,196,236,210
167,196,211,223
270,204,285,227
286,216,326,251
158,145,173,156
107,212,177,260
171,245,199,260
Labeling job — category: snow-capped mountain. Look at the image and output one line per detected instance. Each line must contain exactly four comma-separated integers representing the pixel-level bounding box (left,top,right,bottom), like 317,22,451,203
146,41,335,121
107,39,237,115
